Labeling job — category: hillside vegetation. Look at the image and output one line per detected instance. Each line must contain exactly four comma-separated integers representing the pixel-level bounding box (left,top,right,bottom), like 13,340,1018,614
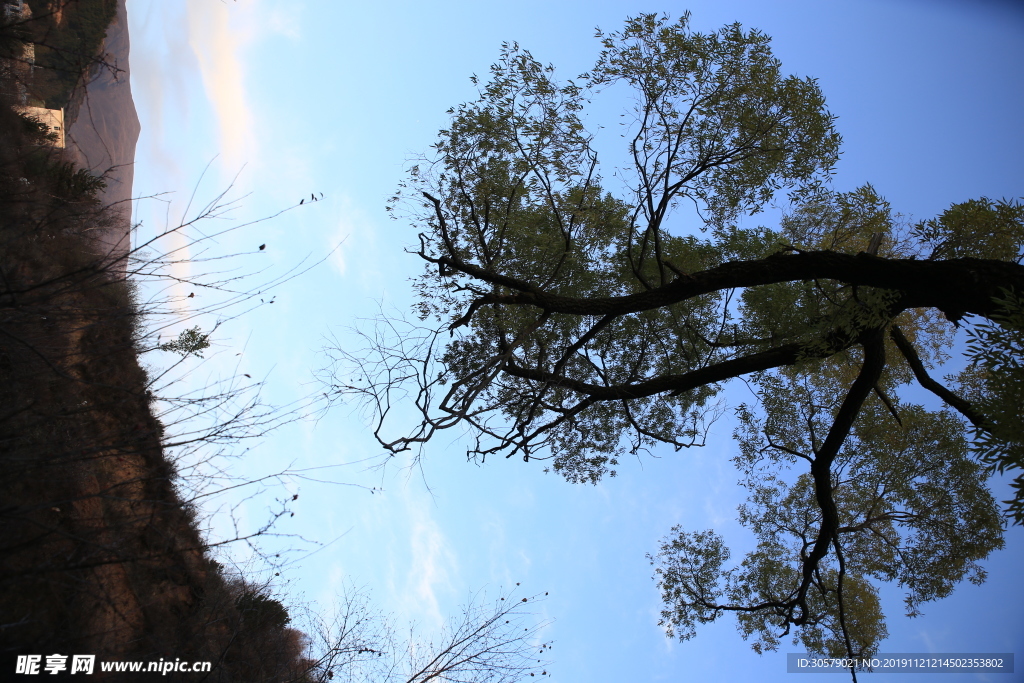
23,0,118,110
0,36,317,683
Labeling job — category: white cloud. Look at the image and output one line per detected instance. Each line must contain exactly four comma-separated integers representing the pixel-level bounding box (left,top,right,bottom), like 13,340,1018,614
128,1,193,193
403,488,458,628
186,0,257,172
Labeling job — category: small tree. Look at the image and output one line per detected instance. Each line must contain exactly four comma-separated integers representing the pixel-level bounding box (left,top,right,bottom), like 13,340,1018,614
159,325,211,358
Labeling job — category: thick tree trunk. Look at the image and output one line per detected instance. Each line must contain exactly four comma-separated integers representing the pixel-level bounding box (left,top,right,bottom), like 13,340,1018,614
471,252,1023,323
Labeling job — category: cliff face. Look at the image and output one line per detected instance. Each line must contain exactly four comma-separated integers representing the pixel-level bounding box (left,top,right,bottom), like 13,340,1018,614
1,8,313,681
0,102,211,675
64,0,141,267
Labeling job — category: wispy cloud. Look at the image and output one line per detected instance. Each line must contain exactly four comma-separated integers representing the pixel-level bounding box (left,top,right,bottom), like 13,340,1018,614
161,225,193,317
327,194,368,278
128,2,193,194
186,0,256,172
268,3,303,41
404,491,458,628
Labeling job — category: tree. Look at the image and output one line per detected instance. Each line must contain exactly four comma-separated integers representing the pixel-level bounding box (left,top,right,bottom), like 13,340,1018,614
158,325,212,358
300,586,552,683
320,12,1024,678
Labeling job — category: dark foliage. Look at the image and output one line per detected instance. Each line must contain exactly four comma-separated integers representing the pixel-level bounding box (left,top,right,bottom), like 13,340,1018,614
22,0,118,109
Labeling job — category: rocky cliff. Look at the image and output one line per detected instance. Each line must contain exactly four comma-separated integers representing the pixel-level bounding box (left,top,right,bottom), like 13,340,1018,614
1,5,314,680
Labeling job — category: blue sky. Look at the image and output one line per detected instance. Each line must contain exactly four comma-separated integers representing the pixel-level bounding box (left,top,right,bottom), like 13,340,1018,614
127,0,1024,680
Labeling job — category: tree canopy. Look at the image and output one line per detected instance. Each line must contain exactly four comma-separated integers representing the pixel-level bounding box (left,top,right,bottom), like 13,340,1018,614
322,12,1024,674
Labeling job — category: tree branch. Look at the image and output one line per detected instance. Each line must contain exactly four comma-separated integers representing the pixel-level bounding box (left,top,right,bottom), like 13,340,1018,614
796,329,886,624
889,325,989,430
442,251,1024,323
